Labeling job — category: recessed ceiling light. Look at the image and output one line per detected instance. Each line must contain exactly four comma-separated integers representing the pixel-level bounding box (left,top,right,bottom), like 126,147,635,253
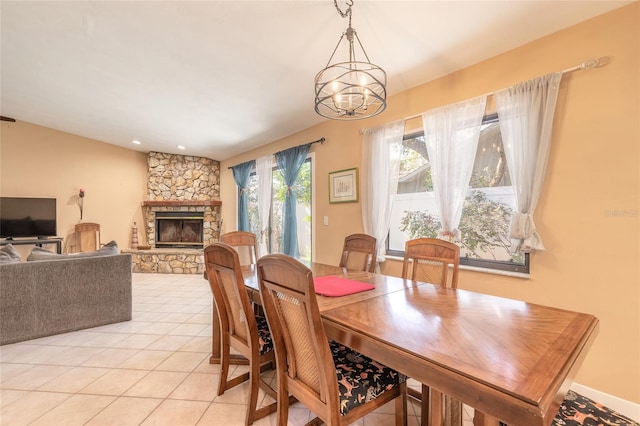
132,140,141,145
177,145,186,150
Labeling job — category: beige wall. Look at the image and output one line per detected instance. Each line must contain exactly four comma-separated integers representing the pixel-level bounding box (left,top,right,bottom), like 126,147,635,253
221,4,639,403
0,121,148,255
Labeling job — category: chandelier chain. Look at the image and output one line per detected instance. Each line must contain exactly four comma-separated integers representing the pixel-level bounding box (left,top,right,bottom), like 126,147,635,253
334,0,353,26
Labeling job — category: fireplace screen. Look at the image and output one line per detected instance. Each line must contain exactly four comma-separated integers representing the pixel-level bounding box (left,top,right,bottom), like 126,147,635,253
155,212,204,248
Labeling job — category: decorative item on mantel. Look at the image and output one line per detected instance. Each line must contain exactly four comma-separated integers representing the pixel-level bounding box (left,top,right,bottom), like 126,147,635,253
131,222,139,249
217,218,223,242
78,188,86,221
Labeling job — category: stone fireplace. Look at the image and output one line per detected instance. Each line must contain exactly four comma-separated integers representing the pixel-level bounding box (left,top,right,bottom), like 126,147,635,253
125,152,222,274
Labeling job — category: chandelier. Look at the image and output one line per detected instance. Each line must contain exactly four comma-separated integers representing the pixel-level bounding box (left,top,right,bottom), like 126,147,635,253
314,0,387,120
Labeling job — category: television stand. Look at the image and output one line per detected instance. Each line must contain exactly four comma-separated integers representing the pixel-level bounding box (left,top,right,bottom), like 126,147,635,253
0,237,63,254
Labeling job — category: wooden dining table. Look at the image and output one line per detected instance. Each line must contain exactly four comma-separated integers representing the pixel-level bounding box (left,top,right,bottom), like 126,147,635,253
207,263,418,363
205,262,599,426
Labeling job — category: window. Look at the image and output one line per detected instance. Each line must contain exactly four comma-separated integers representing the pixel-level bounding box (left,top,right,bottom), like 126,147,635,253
387,114,529,273
244,157,313,261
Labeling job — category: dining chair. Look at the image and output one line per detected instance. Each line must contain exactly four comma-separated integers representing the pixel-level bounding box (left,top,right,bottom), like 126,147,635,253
220,231,259,265
257,253,407,426
401,237,461,426
204,243,277,426
74,222,101,253
338,233,377,273
402,237,460,289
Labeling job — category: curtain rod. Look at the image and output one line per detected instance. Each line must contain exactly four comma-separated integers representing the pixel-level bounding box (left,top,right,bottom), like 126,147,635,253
396,58,601,123
228,137,325,169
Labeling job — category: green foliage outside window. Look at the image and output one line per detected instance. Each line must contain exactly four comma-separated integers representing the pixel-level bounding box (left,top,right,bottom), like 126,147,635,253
399,189,523,263
273,161,311,204
246,160,312,259
398,136,524,264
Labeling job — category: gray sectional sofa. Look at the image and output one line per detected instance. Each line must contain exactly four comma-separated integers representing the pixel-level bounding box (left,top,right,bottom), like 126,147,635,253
0,251,132,345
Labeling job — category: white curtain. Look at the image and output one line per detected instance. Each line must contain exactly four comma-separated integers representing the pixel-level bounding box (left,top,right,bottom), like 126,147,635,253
361,120,405,264
421,95,487,240
495,73,562,253
256,155,273,257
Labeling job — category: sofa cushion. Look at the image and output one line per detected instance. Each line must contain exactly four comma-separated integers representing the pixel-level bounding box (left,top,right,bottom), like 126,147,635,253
72,240,119,257
26,247,62,261
0,244,22,264
27,240,120,261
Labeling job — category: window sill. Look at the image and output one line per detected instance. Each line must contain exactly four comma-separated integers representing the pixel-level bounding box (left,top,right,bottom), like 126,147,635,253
383,255,531,279
458,264,530,279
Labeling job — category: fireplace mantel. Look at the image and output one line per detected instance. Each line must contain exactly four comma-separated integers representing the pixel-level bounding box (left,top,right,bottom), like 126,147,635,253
142,200,222,207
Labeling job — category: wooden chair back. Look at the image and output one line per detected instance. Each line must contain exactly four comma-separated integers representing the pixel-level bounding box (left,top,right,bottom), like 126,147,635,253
74,222,101,253
339,233,377,273
257,254,406,426
401,238,460,289
204,243,276,425
221,231,259,265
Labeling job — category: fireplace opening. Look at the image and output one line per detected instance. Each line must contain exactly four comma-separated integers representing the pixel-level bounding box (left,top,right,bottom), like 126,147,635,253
155,211,204,248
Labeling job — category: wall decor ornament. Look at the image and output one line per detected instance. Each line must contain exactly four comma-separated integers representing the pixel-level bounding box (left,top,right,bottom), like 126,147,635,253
329,168,358,203
78,188,86,220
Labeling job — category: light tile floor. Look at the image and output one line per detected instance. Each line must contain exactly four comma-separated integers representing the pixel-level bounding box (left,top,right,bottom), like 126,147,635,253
0,273,475,425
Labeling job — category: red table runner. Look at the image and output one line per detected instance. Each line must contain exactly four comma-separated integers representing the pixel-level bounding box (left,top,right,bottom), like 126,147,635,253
313,276,375,297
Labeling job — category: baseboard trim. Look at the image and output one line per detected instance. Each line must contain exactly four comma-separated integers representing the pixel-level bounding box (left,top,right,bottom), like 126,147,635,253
571,383,640,422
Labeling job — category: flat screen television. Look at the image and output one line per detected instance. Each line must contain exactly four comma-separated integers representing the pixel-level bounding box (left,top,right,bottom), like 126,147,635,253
0,197,57,239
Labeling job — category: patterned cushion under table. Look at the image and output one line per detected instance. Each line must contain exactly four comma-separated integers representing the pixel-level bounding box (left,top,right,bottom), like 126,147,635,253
500,390,639,426
255,314,274,355
329,340,405,416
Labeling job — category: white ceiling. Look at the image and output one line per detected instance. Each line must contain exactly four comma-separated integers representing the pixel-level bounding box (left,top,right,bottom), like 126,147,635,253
1,1,630,161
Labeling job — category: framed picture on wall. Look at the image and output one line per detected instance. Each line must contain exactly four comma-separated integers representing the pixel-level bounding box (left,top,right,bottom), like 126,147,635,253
329,168,358,204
